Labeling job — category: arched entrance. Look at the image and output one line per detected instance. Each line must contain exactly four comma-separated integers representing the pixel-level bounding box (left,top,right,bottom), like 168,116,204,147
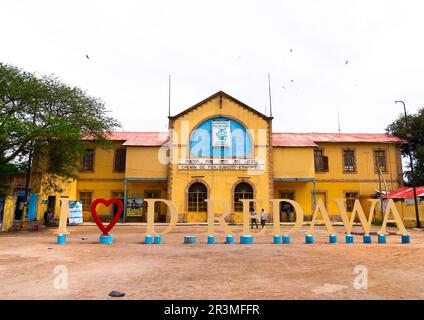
233,181,254,223
187,182,208,222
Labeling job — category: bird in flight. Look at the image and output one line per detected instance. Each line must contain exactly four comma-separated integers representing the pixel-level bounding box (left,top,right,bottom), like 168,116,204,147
86,54,90,60
290,49,293,52
345,60,348,64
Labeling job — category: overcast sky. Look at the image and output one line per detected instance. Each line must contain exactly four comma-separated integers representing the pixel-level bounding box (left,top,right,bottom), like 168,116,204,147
1,0,423,133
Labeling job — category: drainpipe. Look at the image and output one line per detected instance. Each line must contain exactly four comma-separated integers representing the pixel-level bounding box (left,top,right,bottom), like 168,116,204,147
123,178,127,223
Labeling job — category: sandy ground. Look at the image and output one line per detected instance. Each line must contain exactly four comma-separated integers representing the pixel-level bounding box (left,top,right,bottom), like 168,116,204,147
0,224,424,300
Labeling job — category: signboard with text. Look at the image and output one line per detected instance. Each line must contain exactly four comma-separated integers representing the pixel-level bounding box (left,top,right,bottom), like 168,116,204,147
212,120,231,147
68,201,83,225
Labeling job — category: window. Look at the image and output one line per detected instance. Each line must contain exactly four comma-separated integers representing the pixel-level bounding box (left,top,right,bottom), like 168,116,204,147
79,192,92,211
80,149,94,171
114,148,126,172
314,149,329,172
345,192,359,212
343,149,356,173
374,150,387,173
280,191,295,200
234,182,254,212
188,182,208,212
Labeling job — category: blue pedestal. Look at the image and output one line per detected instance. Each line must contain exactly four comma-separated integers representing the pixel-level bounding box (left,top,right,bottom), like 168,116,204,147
99,235,113,244
363,235,372,244
240,235,254,244
56,234,66,245
282,235,291,244
154,235,162,244
401,234,410,244
225,235,234,244
378,234,386,244
273,235,282,244
145,235,153,244
345,234,354,244
305,234,314,244
207,235,216,244
184,236,198,244
329,234,337,244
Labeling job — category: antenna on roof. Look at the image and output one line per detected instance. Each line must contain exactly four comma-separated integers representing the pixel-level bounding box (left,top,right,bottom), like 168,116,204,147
337,111,341,133
268,73,273,117
168,74,171,117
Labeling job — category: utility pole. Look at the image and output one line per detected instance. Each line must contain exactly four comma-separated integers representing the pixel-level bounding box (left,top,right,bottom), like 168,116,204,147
395,100,421,228
267,73,272,117
23,110,36,226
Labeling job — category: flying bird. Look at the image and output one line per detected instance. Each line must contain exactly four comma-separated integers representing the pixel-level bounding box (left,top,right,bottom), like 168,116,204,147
86,54,90,60
290,49,293,52
345,60,348,64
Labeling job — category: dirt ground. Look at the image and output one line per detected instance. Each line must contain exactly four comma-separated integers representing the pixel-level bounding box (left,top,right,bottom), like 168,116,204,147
1,224,424,300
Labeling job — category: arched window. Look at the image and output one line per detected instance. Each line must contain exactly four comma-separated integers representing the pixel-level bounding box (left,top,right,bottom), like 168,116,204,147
234,182,254,212
188,182,208,213
189,117,252,158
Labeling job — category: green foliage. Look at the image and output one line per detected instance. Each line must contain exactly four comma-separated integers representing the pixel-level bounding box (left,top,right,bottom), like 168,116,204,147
386,108,424,185
0,63,120,194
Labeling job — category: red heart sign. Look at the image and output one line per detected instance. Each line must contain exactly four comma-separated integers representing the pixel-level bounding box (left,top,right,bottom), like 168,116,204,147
90,198,123,236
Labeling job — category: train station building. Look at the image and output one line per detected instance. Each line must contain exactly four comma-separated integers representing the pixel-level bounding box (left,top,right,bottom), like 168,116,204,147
7,91,406,225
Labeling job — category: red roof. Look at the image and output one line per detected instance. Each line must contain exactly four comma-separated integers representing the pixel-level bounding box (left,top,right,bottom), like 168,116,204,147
272,133,318,147
84,132,169,146
383,186,424,199
272,133,405,147
122,132,169,146
85,131,404,147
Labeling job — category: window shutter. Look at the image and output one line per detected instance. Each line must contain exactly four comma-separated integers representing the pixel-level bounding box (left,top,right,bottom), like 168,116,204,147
323,156,329,172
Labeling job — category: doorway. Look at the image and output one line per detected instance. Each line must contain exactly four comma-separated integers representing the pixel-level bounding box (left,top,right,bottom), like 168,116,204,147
47,196,56,218
144,190,166,222
14,192,25,220
279,191,295,222
111,191,125,219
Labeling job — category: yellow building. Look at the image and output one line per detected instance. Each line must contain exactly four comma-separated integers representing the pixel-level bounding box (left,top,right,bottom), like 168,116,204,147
9,91,406,225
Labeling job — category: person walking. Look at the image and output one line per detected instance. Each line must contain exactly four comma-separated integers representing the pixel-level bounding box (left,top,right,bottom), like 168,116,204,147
260,208,267,228
44,207,52,226
250,209,258,229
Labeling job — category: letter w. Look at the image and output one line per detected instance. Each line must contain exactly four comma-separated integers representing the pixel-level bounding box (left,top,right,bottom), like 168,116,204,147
335,199,379,235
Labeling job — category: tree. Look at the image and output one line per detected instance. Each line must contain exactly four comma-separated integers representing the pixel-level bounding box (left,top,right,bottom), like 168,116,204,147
0,63,120,194
386,108,424,186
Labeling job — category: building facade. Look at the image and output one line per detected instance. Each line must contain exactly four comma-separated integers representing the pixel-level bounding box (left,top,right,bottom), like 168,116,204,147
17,91,406,224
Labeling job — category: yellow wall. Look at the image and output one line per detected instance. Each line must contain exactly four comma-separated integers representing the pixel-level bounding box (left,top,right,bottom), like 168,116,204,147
274,180,313,215
273,147,315,178
1,196,15,231
78,142,125,181
394,200,424,228
314,142,402,188
76,180,125,220
125,147,167,179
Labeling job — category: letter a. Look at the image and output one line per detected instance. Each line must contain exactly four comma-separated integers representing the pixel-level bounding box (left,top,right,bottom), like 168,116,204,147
379,199,408,235
307,199,335,235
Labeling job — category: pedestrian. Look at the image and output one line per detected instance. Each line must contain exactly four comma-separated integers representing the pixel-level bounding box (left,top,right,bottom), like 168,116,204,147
260,208,267,228
283,203,293,222
44,207,51,226
250,209,258,229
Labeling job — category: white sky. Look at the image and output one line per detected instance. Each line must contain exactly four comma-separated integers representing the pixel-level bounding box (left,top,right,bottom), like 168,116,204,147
1,0,424,133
